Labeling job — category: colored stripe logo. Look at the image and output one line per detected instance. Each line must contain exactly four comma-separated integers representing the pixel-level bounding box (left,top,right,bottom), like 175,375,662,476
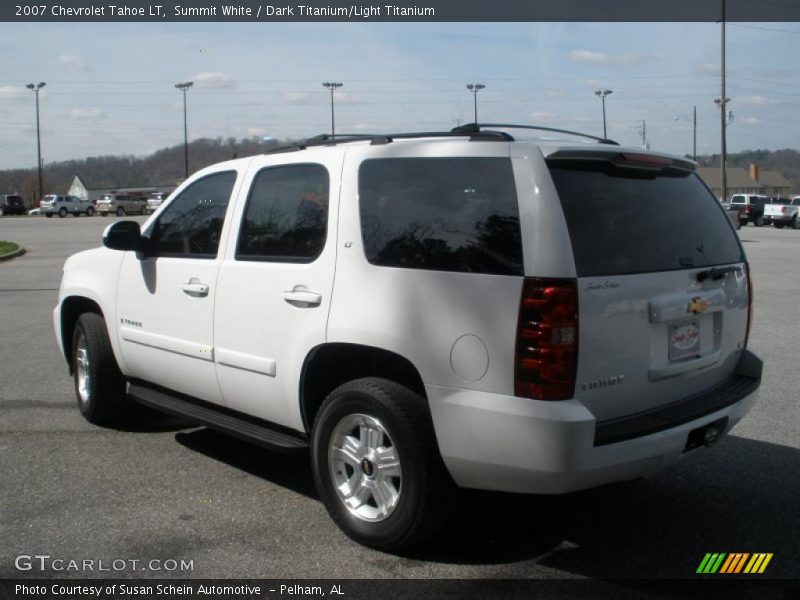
697,553,773,574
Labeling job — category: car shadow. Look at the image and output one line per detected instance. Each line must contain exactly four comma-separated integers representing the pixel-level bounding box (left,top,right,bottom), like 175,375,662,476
110,404,199,433
406,435,799,579
168,426,799,580
174,427,317,500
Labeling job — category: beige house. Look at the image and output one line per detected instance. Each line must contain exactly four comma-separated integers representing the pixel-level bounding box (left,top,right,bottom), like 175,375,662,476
698,164,792,200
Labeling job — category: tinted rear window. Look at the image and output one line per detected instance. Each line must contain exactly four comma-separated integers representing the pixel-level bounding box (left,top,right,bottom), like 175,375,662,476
548,160,743,277
358,157,522,275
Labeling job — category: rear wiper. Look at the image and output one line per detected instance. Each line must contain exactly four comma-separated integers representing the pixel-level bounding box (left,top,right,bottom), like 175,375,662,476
696,265,742,282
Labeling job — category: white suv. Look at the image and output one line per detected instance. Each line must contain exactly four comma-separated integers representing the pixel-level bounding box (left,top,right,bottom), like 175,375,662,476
53,125,762,550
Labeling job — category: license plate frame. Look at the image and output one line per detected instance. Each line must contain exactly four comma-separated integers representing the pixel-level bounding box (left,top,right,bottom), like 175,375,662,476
668,319,700,361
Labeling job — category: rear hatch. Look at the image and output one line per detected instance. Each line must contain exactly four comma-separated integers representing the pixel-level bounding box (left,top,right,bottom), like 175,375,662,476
545,151,749,422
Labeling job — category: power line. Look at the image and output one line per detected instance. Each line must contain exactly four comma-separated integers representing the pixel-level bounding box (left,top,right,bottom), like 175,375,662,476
729,23,800,36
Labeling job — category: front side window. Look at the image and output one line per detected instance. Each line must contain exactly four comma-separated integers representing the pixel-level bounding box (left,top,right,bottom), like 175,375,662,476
236,164,329,262
358,157,522,276
148,171,236,258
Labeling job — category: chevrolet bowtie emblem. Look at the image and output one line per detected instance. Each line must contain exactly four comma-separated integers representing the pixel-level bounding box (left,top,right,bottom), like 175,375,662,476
688,297,709,314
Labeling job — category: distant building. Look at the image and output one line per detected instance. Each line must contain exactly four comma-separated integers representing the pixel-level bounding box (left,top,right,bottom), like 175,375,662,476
698,163,792,200
67,174,176,203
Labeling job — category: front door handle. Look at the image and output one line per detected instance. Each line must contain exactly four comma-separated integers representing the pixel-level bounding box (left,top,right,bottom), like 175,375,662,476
182,280,209,297
283,289,322,307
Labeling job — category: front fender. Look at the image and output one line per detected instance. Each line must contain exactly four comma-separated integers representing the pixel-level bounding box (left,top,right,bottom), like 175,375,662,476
55,247,127,373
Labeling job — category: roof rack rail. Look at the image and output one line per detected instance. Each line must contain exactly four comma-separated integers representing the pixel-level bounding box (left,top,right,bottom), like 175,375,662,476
451,123,619,146
259,128,515,157
304,130,514,147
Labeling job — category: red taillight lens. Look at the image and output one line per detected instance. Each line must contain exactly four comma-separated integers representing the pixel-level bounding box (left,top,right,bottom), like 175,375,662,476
515,278,578,400
744,205,751,214
745,262,753,347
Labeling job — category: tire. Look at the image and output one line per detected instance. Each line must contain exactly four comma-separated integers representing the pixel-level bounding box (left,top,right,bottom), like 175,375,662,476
793,217,800,230
116,206,126,216
71,312,127,425
46,213,53,218
86,206,95,217
311,377,455,551
754,215,764,227
58,207,67,218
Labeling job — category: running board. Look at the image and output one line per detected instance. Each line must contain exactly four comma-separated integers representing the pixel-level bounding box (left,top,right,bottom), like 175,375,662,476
128,383,309,453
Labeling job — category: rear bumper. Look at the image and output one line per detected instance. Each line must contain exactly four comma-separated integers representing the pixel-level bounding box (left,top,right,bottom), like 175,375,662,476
763,215,794,224
427,350,762,494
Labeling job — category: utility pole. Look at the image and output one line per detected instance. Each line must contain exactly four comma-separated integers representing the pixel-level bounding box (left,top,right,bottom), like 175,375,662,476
26,82,46,201
322,82,343,137
175,81,193,179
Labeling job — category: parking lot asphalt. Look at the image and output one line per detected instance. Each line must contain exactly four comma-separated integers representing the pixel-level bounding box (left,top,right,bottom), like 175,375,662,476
0,215,798,583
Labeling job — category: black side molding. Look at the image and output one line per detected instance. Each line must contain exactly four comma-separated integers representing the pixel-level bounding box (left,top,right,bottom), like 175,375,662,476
594,350,762,447
128,381,309,453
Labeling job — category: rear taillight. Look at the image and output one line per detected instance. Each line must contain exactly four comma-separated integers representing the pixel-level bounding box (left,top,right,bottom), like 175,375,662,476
745,262,753,347
515,278,578,401
744,205,751,214
782,206,789,214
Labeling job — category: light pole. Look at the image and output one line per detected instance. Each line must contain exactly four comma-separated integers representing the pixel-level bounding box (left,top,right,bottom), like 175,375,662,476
175,81,193,179
673,106,697,161
322,82,343,137
719,0,727,202
466,83,485,123
594,89,613,139
26,82,46,201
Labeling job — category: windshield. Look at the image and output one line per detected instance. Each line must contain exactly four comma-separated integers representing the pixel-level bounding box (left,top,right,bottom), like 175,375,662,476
547,160,744,277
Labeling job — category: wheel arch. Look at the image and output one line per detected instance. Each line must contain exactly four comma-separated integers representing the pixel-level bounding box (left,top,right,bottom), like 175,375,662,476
299,343,427,433
60,296,105,373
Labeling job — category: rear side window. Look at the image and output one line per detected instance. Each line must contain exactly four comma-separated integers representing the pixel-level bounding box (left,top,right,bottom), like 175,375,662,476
236,164,329,263
548,160,743,277
731,196,745,204
359,157,522,275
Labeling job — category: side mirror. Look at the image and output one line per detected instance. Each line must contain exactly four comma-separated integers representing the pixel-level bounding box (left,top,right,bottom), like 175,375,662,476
103,220,144,253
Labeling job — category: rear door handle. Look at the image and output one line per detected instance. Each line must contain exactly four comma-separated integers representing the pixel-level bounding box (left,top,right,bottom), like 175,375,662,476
282,289,322,307
182,280,209,297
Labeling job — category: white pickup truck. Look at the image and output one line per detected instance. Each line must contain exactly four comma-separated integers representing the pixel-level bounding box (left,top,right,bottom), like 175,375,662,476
763,196,800,229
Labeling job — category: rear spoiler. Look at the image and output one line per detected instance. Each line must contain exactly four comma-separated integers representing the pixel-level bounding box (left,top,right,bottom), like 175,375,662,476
546,149,696,172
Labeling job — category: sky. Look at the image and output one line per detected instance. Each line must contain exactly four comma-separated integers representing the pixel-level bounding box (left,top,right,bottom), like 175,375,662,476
0,20,798,169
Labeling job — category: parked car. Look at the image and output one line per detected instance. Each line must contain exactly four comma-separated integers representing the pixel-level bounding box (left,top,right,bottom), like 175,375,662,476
0,194,26,216
53,125,761,551
722,204,742,230
144,192,168,214
763,196,800,229
40,195,95,218
729,194,769,226
96,194,147,216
